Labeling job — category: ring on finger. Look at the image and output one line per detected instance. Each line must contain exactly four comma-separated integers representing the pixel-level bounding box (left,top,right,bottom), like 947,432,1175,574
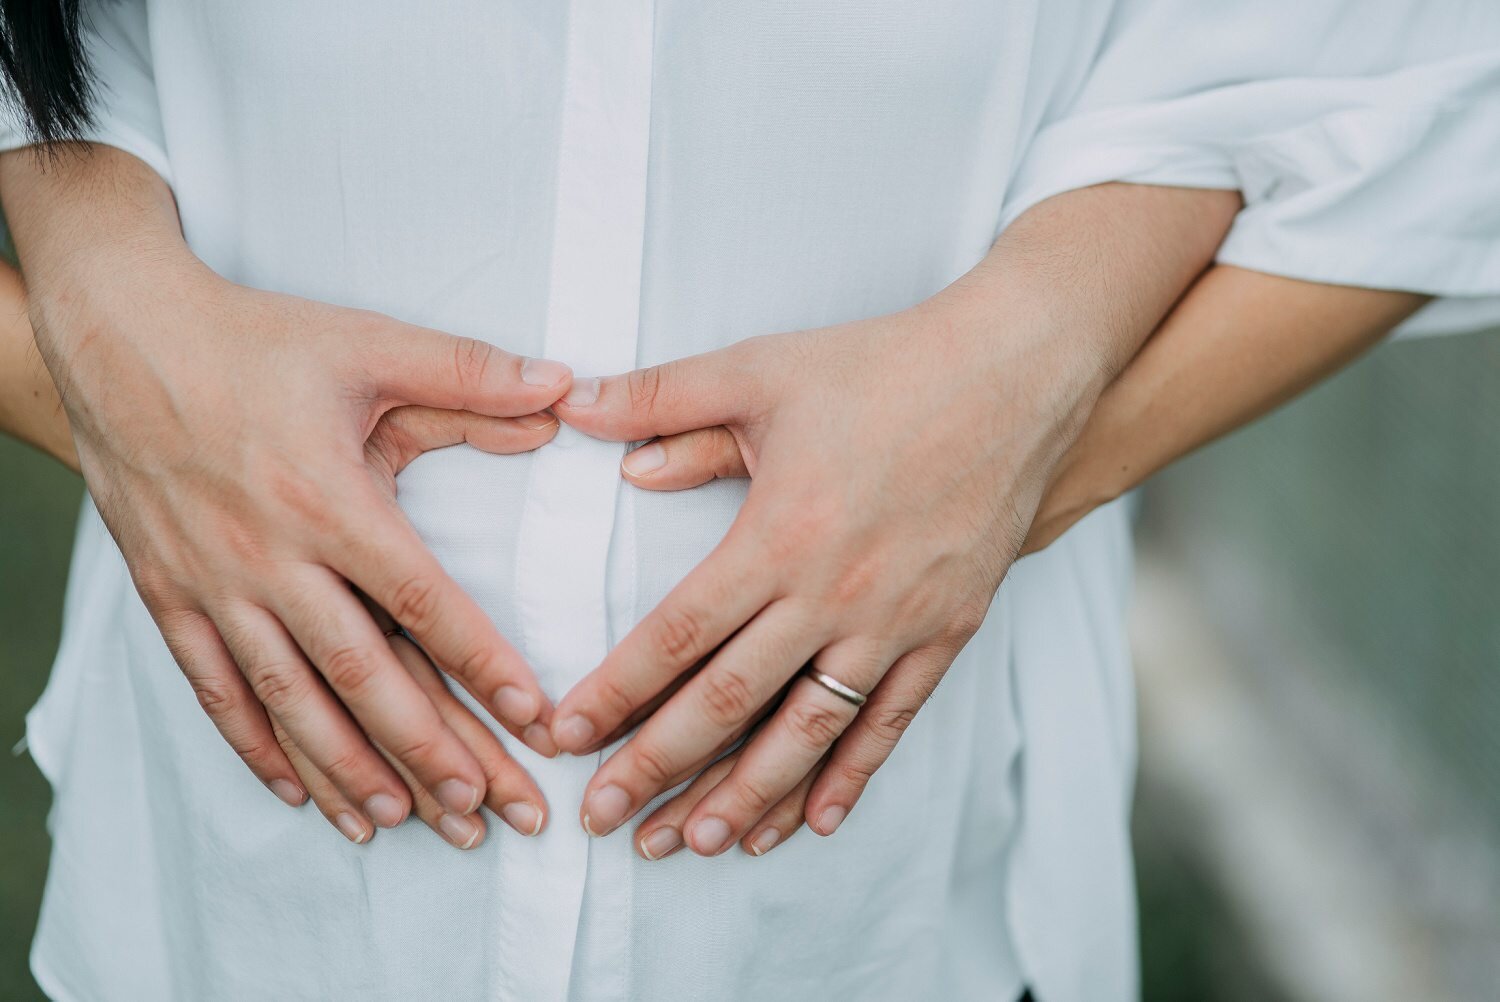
800,664,867,707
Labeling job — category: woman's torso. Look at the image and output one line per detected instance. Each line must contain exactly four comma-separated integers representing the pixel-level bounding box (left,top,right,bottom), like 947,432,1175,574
29,4,1143,1000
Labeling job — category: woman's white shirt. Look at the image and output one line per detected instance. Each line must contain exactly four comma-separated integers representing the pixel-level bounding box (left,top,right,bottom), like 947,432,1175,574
4,3,1499,1000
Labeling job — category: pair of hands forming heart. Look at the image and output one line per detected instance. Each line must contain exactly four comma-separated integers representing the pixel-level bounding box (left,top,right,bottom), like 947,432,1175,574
5,144,1235,857
341,183,1236,859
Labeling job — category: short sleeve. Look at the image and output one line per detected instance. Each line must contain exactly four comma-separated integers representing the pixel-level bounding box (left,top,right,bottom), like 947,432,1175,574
1004,0,1500,339
0,0,173,188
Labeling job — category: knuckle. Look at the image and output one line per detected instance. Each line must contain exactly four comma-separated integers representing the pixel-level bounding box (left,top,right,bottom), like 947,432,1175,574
266,467,334,528
387,574,442,635
627,364,665,417
698,668,759,728
726,774,777,815
451,336,495,395
651,603,708,664
592,673,639,721
383,730,442,769
250,661,312,713
320,745,372,783
233,736,281,770
832,759,875,792
868,705,917,746
627,740,678,788
947,603,989,644
192,675,241,718
784,701,845,752
321,643,381,696
444,642,499,685
133,569,179,613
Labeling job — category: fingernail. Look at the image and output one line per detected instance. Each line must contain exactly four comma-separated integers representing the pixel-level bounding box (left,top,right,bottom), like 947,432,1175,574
524,722,559,758
502,802,544,837
336,812,369,844
494,685,540,727
554,715,596,752
582,784,631,836
748,827,782,856
435,779,481,816
439,813,481,850
815,805,847,836
517,412,558,431
269,779,306,807
641,827,683,861
689,816,732,855
563,377,600,407
364,793,406,829
622,442,667,478
521,357,570,386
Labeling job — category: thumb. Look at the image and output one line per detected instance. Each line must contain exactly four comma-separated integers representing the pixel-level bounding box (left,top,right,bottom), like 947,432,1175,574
619,427,752,491
553,340,769,442
364,321,573,417
367,406,560,480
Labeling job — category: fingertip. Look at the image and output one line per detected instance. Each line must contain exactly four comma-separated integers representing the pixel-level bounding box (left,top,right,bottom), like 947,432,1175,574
743,826,782,857
551,712,598,755
268,778,308,807
811,804,847,837
514,411,560,434
639,826,684,861
523,721,559,758
559,376,601,409
439,812,485,850
519,357,573,390
493,685,542,730
620,441,667,480
501,802,546,837
336,812,372,844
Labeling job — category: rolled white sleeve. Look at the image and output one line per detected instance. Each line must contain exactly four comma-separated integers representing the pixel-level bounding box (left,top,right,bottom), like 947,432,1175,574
0,0,172,187
1005,1,1500,338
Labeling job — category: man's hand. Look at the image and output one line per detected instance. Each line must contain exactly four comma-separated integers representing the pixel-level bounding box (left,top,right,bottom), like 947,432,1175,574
277,404,554,846
548,183,1241,858
2,145,566,837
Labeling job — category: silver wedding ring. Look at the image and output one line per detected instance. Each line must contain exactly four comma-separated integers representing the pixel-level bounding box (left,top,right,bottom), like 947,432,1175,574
801,664,867,707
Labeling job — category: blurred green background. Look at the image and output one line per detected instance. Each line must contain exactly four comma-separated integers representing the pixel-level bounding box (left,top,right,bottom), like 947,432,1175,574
0,436,78,1001
2,324,1497,999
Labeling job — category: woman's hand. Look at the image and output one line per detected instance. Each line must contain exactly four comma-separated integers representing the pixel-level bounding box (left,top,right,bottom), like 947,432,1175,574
1,145,566,836
273,404,555,847
548,184,1242,856
585,262,1427,862
549,312,1078,855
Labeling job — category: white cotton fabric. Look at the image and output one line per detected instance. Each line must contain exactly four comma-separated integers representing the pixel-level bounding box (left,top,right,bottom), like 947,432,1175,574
4,3,1498,1000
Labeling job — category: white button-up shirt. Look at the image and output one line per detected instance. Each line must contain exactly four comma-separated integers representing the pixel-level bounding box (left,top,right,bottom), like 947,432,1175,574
7,3,1499,1000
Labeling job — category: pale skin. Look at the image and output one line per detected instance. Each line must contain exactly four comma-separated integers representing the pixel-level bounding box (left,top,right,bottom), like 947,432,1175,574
1,145,572,847
0,147,1426,855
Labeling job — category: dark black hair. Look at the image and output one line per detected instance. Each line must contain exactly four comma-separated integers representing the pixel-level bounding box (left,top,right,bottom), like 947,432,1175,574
0,0,93,144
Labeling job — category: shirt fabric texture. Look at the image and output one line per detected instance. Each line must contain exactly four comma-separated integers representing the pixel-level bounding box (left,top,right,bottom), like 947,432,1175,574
4,2,1499,1000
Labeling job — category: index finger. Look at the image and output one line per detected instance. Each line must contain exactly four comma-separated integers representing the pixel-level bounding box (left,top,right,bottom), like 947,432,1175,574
550,528,775,755
273,565,488,819
329,503,554,750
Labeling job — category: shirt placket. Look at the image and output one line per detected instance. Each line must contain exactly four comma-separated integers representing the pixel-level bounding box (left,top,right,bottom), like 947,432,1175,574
499,2,655,1000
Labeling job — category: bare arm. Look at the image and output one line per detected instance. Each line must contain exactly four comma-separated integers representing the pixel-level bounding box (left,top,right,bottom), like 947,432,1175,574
1022,266,1428,553
544,182,1242,855
0,260,76,469
585,219,1430,858
1,144,566,844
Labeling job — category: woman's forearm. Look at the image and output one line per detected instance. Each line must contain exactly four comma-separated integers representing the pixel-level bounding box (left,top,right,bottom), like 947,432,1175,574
1022,265,1429,553
0,260,77,470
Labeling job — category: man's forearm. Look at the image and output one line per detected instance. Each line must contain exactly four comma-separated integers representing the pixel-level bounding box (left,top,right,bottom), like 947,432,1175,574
1024,265,1428,552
